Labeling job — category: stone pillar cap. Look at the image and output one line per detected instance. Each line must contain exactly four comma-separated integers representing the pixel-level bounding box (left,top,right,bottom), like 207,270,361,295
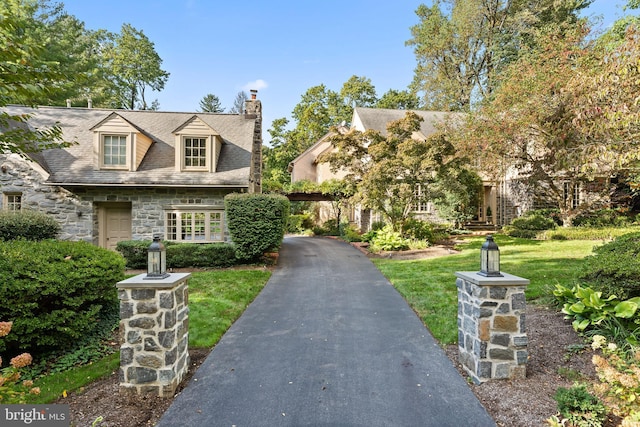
455,271,529,286
116,272,191,289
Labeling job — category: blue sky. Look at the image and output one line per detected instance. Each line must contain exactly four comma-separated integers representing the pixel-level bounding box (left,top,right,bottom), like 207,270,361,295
61,0,634,144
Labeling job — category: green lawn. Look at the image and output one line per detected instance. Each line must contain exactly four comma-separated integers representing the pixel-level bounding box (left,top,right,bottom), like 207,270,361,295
372,236,599,345
26,268,271,404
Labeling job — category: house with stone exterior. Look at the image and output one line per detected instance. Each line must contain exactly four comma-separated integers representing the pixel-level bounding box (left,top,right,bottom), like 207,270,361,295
0,93,262,249
289,107,507,230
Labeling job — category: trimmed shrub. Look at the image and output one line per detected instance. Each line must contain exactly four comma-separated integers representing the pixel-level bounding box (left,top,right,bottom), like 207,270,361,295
225,193,290,261
0,240,124,359
0,210,60,241
503,211,557,238
167,243,236,268
579,232,640,299
115,239,151,269
116,240,238,269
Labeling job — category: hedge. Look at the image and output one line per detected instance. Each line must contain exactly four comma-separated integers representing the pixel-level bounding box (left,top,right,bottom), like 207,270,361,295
0,240,124,359
225,193,290,261
116,240,238,269
0,210,60,241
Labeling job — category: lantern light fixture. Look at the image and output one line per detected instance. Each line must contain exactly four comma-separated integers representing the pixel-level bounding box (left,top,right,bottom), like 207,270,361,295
478,234,503,277
145,234,169,280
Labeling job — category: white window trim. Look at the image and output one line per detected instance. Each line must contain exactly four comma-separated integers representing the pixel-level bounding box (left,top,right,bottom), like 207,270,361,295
3,192,22,211
181,135,211,171
165,208,225,242
99,133,131,170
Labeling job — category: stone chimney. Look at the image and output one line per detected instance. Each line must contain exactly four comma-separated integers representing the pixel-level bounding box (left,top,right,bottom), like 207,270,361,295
244,90,262,193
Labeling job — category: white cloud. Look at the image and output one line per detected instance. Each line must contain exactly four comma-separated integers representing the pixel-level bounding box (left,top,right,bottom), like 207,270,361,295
242,79,268,92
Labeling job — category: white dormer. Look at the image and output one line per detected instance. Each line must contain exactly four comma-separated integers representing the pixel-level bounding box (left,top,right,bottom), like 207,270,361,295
172,116,222,172
90,113,152,171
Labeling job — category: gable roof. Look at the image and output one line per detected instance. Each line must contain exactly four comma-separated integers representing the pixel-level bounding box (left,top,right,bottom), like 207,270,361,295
3,105,258,188
352,107,462,139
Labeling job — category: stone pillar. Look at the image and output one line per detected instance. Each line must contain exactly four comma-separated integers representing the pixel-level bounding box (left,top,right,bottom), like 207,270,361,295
116,273,191,397
455,271,529,384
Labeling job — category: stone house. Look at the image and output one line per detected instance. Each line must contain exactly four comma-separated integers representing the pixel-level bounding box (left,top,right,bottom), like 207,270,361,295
289,107,504,230
0,94,262,249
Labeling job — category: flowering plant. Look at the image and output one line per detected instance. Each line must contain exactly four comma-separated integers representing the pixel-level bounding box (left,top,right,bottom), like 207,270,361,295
591,334,640,426
0,321,40,404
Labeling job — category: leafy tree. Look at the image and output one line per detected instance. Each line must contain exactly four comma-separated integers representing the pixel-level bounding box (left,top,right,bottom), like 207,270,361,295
104,23,169,110
0,0,68,154
457,22,640,226
406,0,592,111
229,91,248,114
198,94,224,113
321,112,471,231
376,89,420,110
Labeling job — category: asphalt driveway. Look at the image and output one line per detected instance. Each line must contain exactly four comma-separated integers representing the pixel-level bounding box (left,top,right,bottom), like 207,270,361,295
157,236,496,427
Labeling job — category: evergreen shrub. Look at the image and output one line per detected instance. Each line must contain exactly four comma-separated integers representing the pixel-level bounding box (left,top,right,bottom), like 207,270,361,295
579,232,640,299
225,193,290,261
0,210,60,241
0,240,124,359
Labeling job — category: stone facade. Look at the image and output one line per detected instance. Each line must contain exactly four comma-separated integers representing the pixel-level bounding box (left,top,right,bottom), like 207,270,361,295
0,155,235,244
455,271,530,384
116,273,191,397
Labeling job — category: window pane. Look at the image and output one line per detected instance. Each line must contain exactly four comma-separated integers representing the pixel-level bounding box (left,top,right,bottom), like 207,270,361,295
184,137,207,168
194,212,205,240
166,213,177,240
5,194,21,211
103,135,127,166
181,213,193,240
210,212,223,241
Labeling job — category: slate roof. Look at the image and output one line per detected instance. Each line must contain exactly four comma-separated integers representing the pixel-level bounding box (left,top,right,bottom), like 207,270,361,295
3,105,257,187
353,107,463,138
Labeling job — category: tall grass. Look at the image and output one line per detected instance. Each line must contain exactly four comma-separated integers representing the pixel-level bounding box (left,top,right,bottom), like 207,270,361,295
373,235,599,344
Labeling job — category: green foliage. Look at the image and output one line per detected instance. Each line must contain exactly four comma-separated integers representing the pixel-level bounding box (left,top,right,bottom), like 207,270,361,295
340,224,362,242
116,239,238,269
0,210,60,241
0,322,40,403
286,214,315,234
553,283,640,351
313,219,340,236
225,193,290,261
104,23,169,110
369,225,410,252
402,218,447,243
553,384,608,427
115,239,150,269
0,240,123,359
540,226,640,241
198,93,224,113
503,211,557,238
573,209,634,228
579,232,640,299
167,243,237,268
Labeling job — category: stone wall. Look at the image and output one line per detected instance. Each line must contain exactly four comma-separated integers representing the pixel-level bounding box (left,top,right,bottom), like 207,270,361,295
116,273,191,397
455,271,529,384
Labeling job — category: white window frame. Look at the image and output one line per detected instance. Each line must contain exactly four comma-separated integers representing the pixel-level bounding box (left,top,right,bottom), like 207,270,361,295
100,134,129,169
182,136,209,171
3,193,22,211
563,182,581,209
165,209,224,242
413,184,430,213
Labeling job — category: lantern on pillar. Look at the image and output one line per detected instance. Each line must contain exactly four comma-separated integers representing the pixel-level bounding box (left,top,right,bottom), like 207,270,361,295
145,234,169,279
478,235,503,277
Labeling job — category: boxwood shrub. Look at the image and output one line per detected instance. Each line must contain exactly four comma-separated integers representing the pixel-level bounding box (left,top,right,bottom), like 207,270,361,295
0,240,124,359
503,211,557,238
579,232,640,299
225,193,290,261
0,210,60,241
116,240,238,269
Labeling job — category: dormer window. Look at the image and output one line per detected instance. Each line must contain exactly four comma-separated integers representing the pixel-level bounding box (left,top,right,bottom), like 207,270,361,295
183,137,208,169
173,116,222,172
102,135,128,168
91,113,153,171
